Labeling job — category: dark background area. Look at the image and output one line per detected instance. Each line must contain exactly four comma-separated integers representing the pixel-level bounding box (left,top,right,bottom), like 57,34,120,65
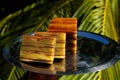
0,0,120,20
0,0,37,20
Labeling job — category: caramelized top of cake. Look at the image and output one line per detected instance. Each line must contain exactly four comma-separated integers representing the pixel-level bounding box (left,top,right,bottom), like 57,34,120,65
47,18,77,32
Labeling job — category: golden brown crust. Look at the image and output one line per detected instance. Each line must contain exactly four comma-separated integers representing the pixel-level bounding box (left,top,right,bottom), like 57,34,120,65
34,32,66,58
50,18,77,24
20,35,56,64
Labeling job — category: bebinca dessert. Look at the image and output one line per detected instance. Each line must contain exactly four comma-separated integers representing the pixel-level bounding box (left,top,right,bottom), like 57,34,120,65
34,32,66,59
20,35,56,64
47,18,77,54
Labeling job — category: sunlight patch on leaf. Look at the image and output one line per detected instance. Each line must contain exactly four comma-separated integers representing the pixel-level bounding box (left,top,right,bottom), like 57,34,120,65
7,66,26,80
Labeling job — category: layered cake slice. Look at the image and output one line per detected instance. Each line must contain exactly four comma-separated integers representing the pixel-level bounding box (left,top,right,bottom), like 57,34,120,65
47,18,77,54
20,35,56,64
35,32,66,58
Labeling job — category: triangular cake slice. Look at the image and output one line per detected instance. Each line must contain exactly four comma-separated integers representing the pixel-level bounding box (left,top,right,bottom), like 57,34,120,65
47,18,77,54
20,35,56,64
34,32,66,59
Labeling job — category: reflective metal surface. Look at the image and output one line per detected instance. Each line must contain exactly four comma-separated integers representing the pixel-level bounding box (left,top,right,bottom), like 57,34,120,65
2,31,120,75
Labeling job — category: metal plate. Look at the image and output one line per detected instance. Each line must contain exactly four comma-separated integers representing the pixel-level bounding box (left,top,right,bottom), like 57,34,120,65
2,31,120,75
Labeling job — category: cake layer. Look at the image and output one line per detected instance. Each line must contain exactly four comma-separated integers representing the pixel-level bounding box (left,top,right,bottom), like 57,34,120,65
37,48,55,53
55,49,65,56
50,18,77,24
20,35,56,64
22,35,37,46
48,24,77,31
20,51,54,64
47,18,77,54
20,50,54,56
20,46,40,51
66,32,77,40
55,43,65,48
35,32,66,43
34,32,66,59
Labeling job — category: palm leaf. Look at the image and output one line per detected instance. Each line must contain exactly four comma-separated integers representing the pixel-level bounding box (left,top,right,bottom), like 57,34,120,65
60,0,119,80
34,0,73,31
0,0,73,47
7,66,26,80
0,0,73,80
0,58,27,80
99,0,120,79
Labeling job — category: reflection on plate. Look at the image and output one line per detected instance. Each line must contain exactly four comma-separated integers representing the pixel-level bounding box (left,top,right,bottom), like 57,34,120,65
2,31,120,75
21,59,66,74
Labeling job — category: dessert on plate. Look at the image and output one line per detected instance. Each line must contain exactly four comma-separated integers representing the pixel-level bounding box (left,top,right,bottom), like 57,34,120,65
34,32,66,59
20,35,56,64
20,18,78,73
47,18,77,54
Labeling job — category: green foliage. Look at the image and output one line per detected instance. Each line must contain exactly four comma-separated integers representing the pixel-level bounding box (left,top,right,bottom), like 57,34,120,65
60,0,120,80
0,0,74,80
0,57,27,80
0,0,119,80
59,72,100,80
73,0,119,41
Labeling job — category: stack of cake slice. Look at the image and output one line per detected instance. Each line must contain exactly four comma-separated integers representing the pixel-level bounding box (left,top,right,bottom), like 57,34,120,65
34,32,66,59
20,18,77,73
20,35,56,64
47,18,77,53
